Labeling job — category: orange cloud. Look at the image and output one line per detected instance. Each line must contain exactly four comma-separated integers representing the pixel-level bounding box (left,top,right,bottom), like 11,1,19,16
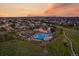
44,4,57,15
0,4,79,17
44,4,79,16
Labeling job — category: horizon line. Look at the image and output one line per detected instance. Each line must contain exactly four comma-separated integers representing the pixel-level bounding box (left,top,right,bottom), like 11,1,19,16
0,16,79,17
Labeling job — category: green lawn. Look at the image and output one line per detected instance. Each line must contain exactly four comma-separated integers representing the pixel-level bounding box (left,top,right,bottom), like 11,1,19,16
63,27,79,55
0,26,77,56
45,28,71,56
0,40,45,56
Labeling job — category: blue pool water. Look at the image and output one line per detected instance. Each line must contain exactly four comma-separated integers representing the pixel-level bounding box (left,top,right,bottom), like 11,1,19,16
34,33,48,40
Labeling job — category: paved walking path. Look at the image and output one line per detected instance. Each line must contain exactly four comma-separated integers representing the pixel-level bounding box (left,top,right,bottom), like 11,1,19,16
63,31,76,56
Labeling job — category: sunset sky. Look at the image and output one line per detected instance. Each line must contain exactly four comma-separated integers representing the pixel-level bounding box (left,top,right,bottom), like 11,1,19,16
0,3,79,17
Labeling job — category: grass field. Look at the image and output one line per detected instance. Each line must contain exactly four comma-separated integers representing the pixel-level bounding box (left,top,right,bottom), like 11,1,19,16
0,26,79,56
62,27,79,55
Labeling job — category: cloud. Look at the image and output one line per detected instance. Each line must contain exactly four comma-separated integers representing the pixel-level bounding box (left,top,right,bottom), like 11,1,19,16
44,3,79,16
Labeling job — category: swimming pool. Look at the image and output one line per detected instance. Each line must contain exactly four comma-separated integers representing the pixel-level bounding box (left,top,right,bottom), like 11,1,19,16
33,33,48,40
